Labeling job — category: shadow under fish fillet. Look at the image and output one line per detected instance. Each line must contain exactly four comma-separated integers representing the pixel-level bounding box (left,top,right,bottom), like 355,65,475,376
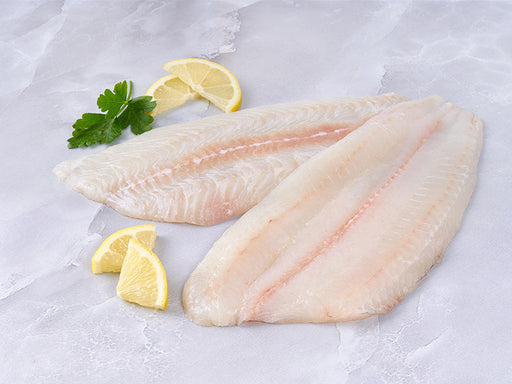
183,96,483,326
53,94,405,225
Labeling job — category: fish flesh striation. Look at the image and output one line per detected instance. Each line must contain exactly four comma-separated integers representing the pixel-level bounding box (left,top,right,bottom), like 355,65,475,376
182,96,483,326
54,94,405,225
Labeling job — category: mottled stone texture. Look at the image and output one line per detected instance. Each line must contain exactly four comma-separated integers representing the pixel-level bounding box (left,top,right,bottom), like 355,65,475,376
0,1,511,382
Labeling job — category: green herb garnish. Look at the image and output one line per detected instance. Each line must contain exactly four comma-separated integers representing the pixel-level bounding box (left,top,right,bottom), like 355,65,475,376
68,80,156,148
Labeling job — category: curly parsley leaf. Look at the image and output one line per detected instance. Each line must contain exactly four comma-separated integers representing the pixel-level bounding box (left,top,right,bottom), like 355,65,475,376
68,81,156,148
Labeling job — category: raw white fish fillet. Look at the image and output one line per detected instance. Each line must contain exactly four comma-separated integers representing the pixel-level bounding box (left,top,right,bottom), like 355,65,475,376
183,96,483,326
53,94,405,225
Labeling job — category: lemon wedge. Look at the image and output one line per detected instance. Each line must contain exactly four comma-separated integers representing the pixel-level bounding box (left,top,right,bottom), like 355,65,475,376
116,239,168,310
91,224,156,274
163,58,242,113
145,74,199,116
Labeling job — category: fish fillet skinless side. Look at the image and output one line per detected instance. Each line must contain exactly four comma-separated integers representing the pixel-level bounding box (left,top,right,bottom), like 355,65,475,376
54,94,405,225
183,96,483,326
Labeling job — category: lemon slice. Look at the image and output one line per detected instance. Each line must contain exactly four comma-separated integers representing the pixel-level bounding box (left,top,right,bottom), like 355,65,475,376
116,239,168,310
91,224,156,274
145,74,199,116
163,58,242,113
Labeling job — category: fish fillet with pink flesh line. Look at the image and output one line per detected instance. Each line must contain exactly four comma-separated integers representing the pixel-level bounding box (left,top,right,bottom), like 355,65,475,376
183,96,483,326
53,94,405,225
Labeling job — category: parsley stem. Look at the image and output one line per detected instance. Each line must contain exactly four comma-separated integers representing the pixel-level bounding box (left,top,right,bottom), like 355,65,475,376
127,80,133,101
116,81,133,118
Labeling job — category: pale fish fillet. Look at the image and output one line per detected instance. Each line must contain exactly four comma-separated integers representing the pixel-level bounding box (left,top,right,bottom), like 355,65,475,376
183,96,483,326
53,94,405,225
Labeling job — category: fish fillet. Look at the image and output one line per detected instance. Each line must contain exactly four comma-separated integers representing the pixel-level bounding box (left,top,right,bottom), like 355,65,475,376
183,96,483,326
54,94,405,225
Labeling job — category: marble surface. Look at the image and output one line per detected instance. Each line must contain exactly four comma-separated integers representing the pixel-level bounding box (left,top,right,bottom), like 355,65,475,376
1,0,511,382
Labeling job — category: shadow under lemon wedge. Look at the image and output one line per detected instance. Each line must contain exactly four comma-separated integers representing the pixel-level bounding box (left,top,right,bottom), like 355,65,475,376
146,58,242,116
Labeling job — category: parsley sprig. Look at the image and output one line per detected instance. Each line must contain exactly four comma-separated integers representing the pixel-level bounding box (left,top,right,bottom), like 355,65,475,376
68,80,156,148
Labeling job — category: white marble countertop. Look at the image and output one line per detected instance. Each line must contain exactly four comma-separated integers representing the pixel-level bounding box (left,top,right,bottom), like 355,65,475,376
1,1,511,382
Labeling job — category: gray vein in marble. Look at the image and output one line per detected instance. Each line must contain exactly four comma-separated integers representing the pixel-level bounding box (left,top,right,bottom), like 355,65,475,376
0,0,67,108
0,232,99,300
